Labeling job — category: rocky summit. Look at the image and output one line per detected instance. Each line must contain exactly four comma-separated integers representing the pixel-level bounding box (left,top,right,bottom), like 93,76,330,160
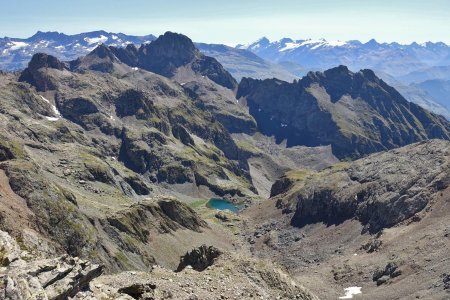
237,66,450,159
1,30,450,300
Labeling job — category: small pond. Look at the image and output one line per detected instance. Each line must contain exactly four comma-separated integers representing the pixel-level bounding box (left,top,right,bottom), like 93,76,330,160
206,198,240,213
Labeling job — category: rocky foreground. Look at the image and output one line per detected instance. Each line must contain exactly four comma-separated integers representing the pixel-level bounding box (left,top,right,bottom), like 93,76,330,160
0,230,318,300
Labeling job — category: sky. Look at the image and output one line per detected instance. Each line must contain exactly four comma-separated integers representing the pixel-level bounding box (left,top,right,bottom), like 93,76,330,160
1,0,449,45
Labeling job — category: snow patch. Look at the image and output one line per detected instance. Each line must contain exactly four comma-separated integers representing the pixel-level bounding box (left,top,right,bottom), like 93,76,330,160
40,95,50,104
339,287,362,299
45,116,60,121
132,67,139,71
236,43,250,50
327,40,348,47
111,35,118,40
84,35,108,45
279,42,301,52
55,45,65,50
8,41,28,50
38,40,50,47
40,95,61,119
278,39,348,52
250,43,261,50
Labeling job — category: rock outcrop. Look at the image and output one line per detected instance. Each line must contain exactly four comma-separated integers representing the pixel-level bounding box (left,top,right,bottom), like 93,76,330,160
237,66,450,159
176,245,222,272
119,32,237,90
273,140,450,232
18,53,66,91
105,198,208,243
372,262,402,286
1,230,319,300
0,230,103,300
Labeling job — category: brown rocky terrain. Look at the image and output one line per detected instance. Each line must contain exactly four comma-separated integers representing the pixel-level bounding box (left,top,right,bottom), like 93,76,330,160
0,230,318,300
243,140,450,299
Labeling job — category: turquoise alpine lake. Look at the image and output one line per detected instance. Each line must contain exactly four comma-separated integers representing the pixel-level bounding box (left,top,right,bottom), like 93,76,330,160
206,198,239,213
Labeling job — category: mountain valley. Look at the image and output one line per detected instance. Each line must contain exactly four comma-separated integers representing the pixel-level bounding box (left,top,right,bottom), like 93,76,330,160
0,31,449,300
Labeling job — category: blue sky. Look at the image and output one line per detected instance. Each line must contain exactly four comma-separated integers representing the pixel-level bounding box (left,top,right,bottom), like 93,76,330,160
1,0,449,44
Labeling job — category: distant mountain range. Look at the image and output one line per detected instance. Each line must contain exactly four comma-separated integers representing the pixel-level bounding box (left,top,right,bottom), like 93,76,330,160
3,31,449,78
238,37,450,78
0,30,156,70
1,31,449,119
239,37,450,118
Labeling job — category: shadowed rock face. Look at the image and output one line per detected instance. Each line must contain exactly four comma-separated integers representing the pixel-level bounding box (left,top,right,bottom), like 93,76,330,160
176,245,222,272
18,53,66,91
115,89,156,119
26,52,66,71
135,32,237,89
137,32,198,77
272,140,450,233
237,66,450,159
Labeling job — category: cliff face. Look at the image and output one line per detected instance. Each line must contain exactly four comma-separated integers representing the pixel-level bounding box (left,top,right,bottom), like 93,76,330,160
237,66,450,159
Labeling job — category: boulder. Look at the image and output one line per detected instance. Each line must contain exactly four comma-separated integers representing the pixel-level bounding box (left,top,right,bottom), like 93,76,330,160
373,262,402,285
176,245,222,272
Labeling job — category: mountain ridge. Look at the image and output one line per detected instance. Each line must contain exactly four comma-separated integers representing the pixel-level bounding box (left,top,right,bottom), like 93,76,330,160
237,65,450,158
2,30,449,121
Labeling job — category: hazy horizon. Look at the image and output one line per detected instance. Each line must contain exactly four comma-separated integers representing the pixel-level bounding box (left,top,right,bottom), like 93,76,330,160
1,0,449,45
3,29,450,48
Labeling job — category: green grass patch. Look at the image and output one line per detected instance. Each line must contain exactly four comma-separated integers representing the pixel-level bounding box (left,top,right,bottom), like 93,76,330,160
188,198,209,209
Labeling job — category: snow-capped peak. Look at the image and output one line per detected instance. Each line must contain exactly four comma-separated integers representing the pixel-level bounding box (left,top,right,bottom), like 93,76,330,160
84,35,108,45
278,38,348,52
238,37,271,50
8,41,29,50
